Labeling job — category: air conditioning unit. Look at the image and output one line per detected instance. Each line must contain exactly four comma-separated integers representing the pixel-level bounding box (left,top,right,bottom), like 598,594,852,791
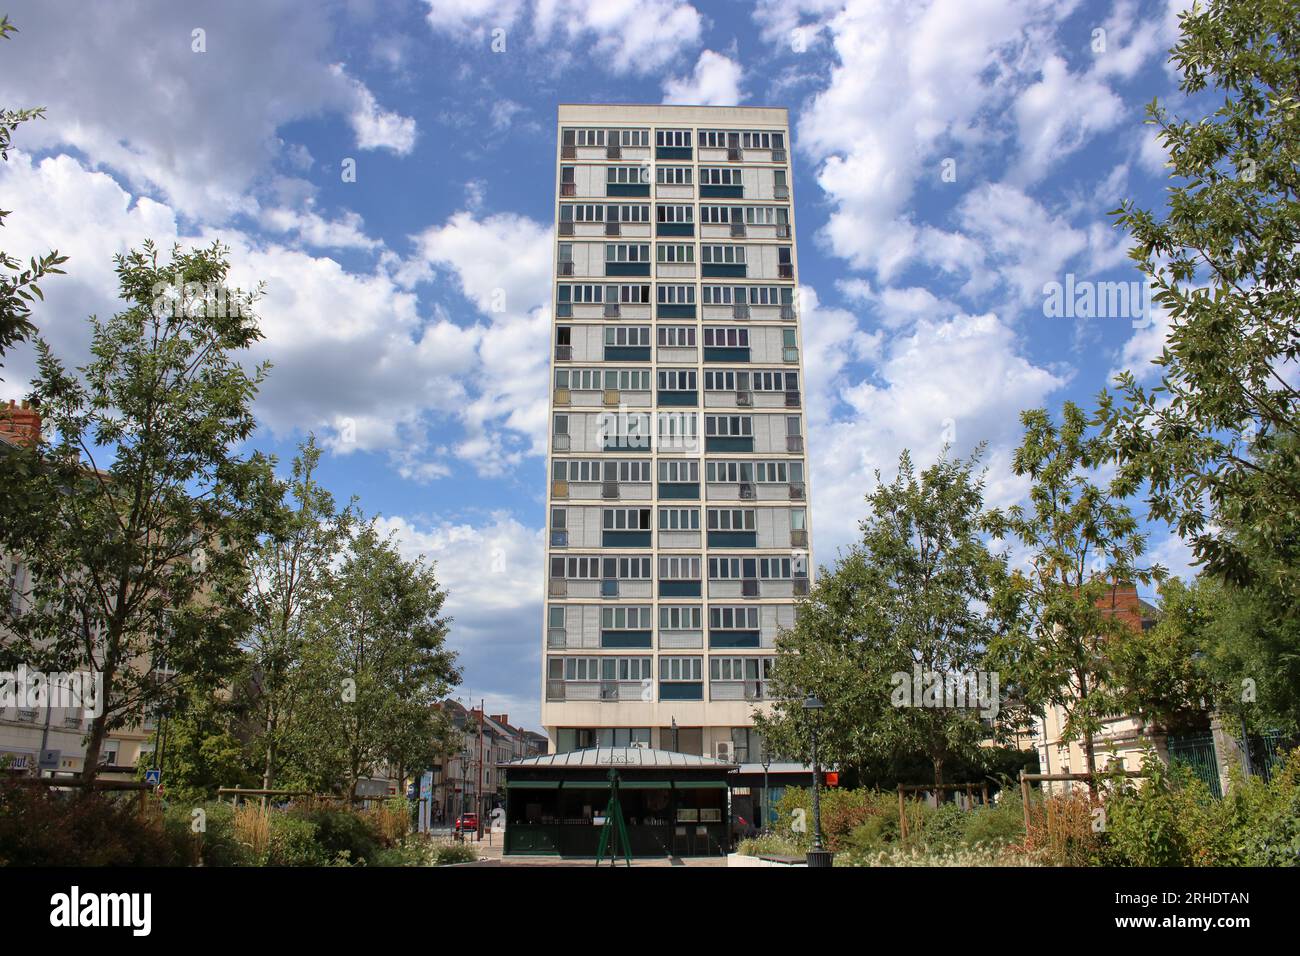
714,741,735,761
735,391,752,407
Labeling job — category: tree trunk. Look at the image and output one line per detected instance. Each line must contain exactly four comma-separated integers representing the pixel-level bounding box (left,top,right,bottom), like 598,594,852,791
78,666,114,786
933,755,944,789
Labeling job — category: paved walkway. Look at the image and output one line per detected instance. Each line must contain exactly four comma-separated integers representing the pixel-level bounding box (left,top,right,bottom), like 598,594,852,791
461,843,728,867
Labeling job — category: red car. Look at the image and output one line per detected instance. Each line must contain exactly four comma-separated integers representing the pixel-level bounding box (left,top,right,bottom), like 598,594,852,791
454,812,479,833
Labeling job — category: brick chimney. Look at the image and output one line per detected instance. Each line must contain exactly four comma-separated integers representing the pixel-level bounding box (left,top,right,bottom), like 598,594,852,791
1096,583,1144,632
0,400,41,448
490,714,509,727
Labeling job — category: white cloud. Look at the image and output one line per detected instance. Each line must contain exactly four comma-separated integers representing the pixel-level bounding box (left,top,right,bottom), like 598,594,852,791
330,64,418,155
1011,54,1126,184
425,0,704,76
0,0,417,220
808,309,1067,556
662,50,746,106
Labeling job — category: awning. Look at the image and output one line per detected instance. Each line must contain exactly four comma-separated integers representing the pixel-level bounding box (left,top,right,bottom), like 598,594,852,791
617,780,673,789
506,780,561,789
673,780,730,789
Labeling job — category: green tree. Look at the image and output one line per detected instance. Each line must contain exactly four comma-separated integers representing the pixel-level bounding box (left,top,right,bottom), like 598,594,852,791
758,449,1013,786
987,404,1161,790
146,680,259,804
244,436,353,793
1100,0,1300,596
0,241,278,782
0,16,66,372
284,520,459,799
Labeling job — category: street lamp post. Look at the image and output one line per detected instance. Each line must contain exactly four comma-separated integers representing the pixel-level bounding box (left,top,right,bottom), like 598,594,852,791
760,745,772,835
803,695,833,867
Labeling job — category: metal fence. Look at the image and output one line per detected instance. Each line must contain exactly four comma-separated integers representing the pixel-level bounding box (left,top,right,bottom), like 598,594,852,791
1166,731,1222,798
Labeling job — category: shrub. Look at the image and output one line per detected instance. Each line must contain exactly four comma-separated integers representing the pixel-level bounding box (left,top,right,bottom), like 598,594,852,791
961,796,1026,848
0,781,181,866
163,800,256,867
290,806,382,865
434,841,479,865
267,813,327,866
736,833,803,858
372,797,410,846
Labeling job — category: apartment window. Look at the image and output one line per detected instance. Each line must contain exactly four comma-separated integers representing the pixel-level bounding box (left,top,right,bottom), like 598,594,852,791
603,508,652,531
659,657,702,681
614,204,650,223
552,459,603,482
660,605,703,630
656,411,698,442
741,285,788,305
701,245,745,264
759,557,792,579
607,166,649,184
750,370,796,391
657,369,696,391
658,507,700,530
551,555,600,579
702,285,738,304
704,415,752,437
656,166,692,185
700,167,743,185
559,283,605,303
614,284,652,303
703,327,749,348
608,459,651,482
604,326,651,346
656,129,692,147
705,460,753,483
571,129,606,146
656,244,694,263
657,326,696,347
601,606,653,630
707,508,756,531
549,605,566,630
658,556,701,580
563,204,605,223
656,204,694,223
709,606,760,630
657,285,696,304
700,205,742,224
604,555,652,579
743,206,788,225
605,368,651,390
606,243,650,263
658,459,699,482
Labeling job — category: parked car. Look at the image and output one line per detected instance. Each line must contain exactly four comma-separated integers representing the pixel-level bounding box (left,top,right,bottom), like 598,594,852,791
454,812,479,833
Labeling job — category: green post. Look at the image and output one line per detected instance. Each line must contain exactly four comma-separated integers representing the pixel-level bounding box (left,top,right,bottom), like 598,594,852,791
594,768,632,867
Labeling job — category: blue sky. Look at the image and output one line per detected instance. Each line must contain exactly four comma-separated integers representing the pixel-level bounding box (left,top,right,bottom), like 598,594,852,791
0,0,1197,732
